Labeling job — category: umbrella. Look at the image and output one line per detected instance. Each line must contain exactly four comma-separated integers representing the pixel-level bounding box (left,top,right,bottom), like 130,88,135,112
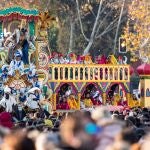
28,87,41,94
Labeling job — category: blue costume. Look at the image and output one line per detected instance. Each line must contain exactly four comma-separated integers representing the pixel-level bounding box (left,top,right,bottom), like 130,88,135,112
1,66,8,82
22,39,29,65
19,95,26,102
33,93,40,101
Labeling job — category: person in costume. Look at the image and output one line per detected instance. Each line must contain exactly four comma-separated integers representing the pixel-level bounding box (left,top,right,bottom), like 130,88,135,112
0,33,5,51
32,74,42,89
91,91,102,106
1,65,8,82
59,54,65,64
65,86,72,97
20,29,29,65
50,52,60,64
59,97,70,110
27,64,36,82
4,33,16,62
97,54,107,64
84,93,93,108
84,55,93,64
25,92,40,110
9,50,24,76
69,53,77,64
34,89,44,102
67,94,78,110
0,87,17,113
19,92,27,103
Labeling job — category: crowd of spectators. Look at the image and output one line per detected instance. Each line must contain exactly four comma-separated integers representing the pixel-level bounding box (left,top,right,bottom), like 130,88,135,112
0,106,150,150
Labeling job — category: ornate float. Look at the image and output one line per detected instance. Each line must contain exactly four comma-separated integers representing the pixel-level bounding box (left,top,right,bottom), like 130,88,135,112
0,6,141,112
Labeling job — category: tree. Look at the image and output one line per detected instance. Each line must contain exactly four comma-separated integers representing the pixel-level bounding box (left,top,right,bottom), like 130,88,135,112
122,0,150,63
76,0,128,55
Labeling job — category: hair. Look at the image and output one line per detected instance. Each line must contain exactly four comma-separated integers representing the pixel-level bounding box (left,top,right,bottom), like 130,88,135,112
3,131,35,150
119,128,138,145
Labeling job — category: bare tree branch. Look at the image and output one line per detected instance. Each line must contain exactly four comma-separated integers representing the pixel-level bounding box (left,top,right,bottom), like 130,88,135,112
113,0,126,54
76,0,90,42
95,9,114,36
83,0,104,55
96,16,119,39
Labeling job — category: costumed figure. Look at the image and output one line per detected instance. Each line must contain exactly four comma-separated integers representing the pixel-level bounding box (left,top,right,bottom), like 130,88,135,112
65,86,72,97
57,97,70,110
32,74,42,89
19,91,27,103
1,65,8,82
77,55,82,64
0,87,17,113
84,55,93,64
0,33,5,51
20,29,29,65
91,91,102,106
9,50,24,76
67,94,78,110
25,91,39,110
118,56,123,64
97,55,107,64
84,93,93,108
113,94,120,106
69,53,77,64
50,52,60,64
34,89,44,102
59,54,65,64
28,39,36,64
27,64,36,82
4,33,16,62
0,82,4,100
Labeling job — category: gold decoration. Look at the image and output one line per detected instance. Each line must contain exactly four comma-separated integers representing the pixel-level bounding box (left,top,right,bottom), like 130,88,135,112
37,12,59,39
4,70,32,89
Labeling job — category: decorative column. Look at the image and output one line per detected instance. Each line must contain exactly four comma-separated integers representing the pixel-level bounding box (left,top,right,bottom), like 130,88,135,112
102,93,107,105
77,93,81,110
137,64,150,107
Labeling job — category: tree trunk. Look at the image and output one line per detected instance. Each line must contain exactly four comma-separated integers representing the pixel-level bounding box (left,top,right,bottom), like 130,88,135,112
68,20,75,54
113,0,125,55
83,0,103,55
83,40,93,55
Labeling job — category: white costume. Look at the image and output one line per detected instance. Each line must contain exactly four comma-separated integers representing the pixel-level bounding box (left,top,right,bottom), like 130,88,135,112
9,51,24,75
25,93,39,109
59,57,65,64
0,87,16,113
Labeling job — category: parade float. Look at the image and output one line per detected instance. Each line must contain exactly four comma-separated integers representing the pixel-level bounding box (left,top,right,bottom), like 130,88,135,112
0,6,143,113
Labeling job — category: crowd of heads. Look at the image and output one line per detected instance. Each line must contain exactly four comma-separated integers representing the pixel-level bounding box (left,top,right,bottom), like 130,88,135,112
0,106,150,150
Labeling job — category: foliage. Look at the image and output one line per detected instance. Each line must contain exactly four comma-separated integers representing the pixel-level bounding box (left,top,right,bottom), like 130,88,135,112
0,0,128,56
122,0,150,62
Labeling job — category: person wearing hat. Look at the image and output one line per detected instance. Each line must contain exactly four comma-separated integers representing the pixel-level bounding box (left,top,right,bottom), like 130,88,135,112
9,50,24,76
32,74,42,89
25,91,40,110
0,87,17,113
